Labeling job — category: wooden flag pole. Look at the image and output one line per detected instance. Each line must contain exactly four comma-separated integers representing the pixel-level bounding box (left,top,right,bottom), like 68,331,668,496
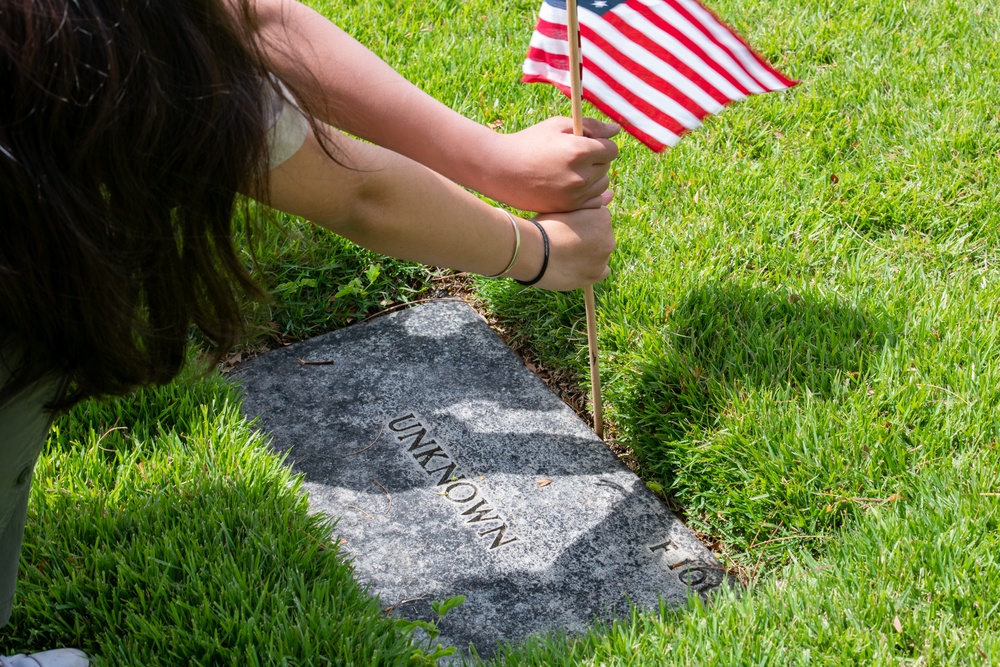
566,0,604,440
566,0,585,134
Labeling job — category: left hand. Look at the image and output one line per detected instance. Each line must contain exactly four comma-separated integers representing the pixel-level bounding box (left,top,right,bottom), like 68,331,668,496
484,116,620,213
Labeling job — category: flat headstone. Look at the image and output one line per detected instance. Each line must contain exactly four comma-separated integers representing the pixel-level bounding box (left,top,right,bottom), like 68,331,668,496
234,300,726,659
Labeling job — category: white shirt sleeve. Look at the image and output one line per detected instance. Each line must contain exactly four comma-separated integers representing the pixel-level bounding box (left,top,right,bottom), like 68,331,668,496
264,77,309,170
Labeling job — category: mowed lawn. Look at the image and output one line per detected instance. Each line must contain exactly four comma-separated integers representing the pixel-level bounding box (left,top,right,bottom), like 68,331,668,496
3,0,999,664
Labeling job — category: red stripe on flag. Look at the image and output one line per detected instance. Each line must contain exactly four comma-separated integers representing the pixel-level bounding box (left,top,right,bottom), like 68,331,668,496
667,0,797,88
659,0,774,91
609,3,750,104
521,73,574,104
583,56,689,135
523,57,670,151
527,45,570,72
536,17,569,40
580,23,710,120
580,88,668,151
522,72,563,87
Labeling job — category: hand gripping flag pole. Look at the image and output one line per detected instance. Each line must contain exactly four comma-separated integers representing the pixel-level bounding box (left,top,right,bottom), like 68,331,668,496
523,0,797,439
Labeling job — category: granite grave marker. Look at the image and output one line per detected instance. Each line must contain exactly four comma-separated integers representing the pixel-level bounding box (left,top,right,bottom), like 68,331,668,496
235,300,726,659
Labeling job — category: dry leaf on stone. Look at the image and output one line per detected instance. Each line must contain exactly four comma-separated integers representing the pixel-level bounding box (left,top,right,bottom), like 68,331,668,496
220,351,242,373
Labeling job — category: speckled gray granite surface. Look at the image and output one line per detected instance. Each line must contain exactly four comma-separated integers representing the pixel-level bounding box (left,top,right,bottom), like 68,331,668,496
234,300,726,659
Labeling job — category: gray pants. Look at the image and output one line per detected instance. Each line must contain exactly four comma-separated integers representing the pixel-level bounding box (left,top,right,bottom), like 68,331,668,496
0,376,58,627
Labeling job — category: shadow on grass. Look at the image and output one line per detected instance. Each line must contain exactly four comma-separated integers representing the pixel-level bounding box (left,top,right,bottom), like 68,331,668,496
619,280,891,445
4,459,420,665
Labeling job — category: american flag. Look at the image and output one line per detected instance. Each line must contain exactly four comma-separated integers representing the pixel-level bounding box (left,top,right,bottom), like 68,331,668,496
522,0,797,151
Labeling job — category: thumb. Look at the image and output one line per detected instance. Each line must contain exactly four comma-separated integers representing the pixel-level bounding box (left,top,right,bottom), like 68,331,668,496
580,117,621,139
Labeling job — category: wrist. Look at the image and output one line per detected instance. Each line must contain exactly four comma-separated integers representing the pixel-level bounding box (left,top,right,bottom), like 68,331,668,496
461,131,512,202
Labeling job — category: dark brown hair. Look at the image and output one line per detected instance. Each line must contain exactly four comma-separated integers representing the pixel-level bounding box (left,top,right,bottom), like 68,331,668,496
0,0,277,407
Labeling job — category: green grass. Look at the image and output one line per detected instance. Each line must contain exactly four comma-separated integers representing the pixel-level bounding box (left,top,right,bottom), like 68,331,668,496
5,367,444,665
4,0,1000,663
236,209,434,345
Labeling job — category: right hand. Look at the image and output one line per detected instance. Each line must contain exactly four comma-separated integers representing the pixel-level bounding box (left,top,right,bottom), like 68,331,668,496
528,190,616,291
487,117,620,214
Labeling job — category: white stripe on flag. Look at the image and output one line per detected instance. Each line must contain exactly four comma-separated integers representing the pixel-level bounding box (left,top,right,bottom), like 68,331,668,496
539,2,569,28
580,5,731,111
528,30,570,56
523,58,572,88
584,75,683,147
672,0,787,90
638,0,766,94
581,32,704,128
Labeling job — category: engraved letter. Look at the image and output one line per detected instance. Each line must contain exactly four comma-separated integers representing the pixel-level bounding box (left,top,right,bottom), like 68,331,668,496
649,540,678,555
387,414,420,433
444,481,478,503
678,566,708,588
413,446,449,469
398,428,435,451
425,461,464,486
649,540,688,568
461,499,501,524
478,523,519,549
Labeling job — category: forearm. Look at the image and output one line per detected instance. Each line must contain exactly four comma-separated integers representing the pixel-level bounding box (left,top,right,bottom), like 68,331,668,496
266,127,538,281
262,126,613,290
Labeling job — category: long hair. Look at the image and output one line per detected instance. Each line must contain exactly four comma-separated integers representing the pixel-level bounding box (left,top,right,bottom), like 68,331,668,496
0,0,276,408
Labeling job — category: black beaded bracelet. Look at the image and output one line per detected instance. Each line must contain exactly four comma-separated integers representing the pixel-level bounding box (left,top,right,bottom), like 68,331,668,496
516,218,549,287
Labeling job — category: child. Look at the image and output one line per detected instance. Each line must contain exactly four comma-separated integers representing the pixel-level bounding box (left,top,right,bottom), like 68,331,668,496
0,0,618,663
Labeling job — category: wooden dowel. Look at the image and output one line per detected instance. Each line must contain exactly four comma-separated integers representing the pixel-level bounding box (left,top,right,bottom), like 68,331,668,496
567,0,603,439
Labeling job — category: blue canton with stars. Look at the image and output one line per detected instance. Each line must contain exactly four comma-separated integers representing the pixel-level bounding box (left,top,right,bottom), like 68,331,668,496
543,0,629,16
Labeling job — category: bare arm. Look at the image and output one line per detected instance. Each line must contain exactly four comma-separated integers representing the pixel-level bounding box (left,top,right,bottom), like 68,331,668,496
262,124,615,291
252,0,619,213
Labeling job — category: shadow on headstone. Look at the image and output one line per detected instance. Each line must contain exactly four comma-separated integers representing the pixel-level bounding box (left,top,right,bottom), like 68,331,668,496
234,301,728,660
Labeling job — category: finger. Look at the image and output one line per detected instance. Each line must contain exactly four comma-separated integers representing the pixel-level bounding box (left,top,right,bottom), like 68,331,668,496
575,174,610,207
580,117,621,139
578,188,612,209
548,116,577,134
584,136,619,163
585,174,611,199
